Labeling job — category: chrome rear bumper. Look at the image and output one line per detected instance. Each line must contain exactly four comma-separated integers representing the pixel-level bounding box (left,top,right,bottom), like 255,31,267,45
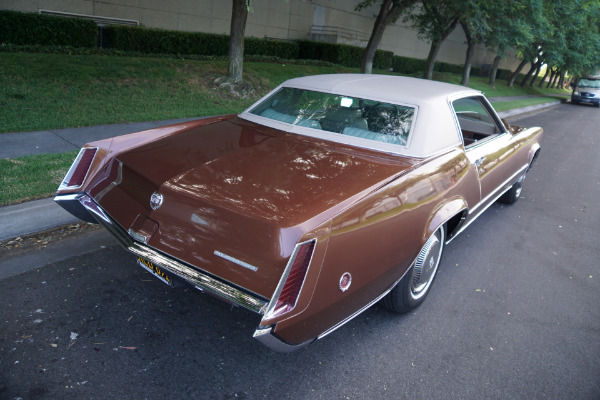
54,193,310,352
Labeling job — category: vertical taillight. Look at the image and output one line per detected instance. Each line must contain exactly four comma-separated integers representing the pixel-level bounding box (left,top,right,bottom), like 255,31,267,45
264,240,316,320
60,148,97,189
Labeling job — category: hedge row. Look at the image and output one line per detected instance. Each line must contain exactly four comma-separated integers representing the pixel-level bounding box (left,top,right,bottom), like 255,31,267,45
296,40,393,69
102,25,300,59
391,55,473,75
103,27,395,69
0,10,97,48
102,25,229,56
1,9,482,77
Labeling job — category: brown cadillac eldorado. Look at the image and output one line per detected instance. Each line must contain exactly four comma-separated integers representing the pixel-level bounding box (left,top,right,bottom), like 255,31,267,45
55,74,542,352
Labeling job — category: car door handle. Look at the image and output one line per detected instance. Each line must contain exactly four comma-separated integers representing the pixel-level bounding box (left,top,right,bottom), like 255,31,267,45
474,157,486,167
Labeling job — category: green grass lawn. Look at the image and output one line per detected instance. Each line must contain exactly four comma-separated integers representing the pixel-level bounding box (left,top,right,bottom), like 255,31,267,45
0,151,77,206
1,52,570,134
0,52,571,207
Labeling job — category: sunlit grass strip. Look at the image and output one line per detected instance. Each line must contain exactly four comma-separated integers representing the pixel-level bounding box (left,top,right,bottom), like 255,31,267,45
490,97,566,112
0,151,77,206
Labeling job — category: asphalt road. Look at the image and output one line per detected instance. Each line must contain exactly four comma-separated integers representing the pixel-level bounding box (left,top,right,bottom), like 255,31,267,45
1,103,599,400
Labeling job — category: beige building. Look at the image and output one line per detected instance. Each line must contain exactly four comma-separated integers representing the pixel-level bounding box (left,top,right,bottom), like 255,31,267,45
1,0,521,70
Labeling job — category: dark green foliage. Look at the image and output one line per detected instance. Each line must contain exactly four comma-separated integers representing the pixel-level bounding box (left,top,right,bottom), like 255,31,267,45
437,62,464,74
102,26,230,55
496,68,512,80
297,40,392,69
373,49,394,70
245,37,299,59
391,55,427,74
103,26,300,59
0,10,97,48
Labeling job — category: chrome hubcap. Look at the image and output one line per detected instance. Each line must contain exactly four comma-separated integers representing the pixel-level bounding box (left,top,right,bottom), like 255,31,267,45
410,229,444,300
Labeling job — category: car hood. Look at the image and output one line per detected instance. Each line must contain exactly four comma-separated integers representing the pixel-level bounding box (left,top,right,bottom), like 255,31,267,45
94,117,418,297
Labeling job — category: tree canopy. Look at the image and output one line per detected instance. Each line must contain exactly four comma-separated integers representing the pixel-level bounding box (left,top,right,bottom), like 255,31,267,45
359,0,600,85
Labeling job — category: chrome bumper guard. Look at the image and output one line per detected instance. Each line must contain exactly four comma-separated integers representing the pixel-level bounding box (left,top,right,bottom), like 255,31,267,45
54,193,309,352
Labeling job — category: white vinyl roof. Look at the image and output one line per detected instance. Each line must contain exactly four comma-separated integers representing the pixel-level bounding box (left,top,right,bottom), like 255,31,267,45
240,74,485,158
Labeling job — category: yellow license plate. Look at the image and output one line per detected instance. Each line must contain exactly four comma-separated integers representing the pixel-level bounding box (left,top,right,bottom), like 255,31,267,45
137,257,174,287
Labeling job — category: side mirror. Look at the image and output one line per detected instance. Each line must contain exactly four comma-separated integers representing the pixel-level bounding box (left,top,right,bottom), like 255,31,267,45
501,118,511,131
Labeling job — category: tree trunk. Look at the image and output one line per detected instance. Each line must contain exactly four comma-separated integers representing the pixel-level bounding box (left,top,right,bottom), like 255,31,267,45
360,0,412,74
546,68,556,88
424,40,442,80
362,0,392,74
227,0,249,83
519,61,536,86
558,70,566,88
528,62,542,86
538,66,551,88
460,21,474,86
508,59,527,87
550,69,560,88
423,16,458,80
489,54,502,86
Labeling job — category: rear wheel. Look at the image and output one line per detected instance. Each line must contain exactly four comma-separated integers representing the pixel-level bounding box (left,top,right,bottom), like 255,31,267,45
382,227,445,314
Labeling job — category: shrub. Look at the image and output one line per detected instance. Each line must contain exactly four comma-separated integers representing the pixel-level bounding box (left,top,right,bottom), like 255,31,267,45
496,68,512,81
245,37,299,59
103,25,300,59
102,25,230,55
0,10,97,48
437,62,464,75
297,40,393,69
391,55,427,74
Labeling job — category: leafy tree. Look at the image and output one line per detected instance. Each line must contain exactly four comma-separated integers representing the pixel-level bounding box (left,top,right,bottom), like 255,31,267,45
406,0,460,80
457,0,491,86
483,0,537,86
356,0,417,74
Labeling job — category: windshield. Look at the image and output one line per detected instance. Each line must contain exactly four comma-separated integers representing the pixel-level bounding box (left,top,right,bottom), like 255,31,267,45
249,87,415,147
577,79,600,88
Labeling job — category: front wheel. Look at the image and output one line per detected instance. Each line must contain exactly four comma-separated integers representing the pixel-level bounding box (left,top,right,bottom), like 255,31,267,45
382,227,445,314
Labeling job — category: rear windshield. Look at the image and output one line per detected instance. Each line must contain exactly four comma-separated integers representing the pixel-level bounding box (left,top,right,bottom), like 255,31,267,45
249,87,416,147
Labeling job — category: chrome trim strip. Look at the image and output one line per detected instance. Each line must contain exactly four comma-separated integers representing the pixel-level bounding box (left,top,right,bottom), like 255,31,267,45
446,164,528,245
317,275,405,340
54,193,83,202
70,194,268,314
214,251,258,272
468,164,528,215
252,326,313,353
95,160,123,202
261,239,316,321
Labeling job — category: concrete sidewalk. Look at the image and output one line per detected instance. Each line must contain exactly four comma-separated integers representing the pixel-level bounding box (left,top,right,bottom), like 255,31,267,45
0,100,563,242
0,117,201,159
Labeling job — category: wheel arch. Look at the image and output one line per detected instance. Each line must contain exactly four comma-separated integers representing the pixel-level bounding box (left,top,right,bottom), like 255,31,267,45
528,143,541,171
423,196,469,243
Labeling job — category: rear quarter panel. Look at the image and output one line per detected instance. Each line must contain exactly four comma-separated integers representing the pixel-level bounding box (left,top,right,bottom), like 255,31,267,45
271,148,480,344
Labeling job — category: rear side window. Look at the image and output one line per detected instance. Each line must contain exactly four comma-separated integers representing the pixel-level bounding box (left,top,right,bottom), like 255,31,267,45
453,97,503,147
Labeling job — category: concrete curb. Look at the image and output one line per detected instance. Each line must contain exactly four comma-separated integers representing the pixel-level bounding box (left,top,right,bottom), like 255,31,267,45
0,101,562,243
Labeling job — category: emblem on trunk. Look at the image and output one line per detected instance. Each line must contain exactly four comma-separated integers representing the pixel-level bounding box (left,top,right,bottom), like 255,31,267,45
150,192,163,210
